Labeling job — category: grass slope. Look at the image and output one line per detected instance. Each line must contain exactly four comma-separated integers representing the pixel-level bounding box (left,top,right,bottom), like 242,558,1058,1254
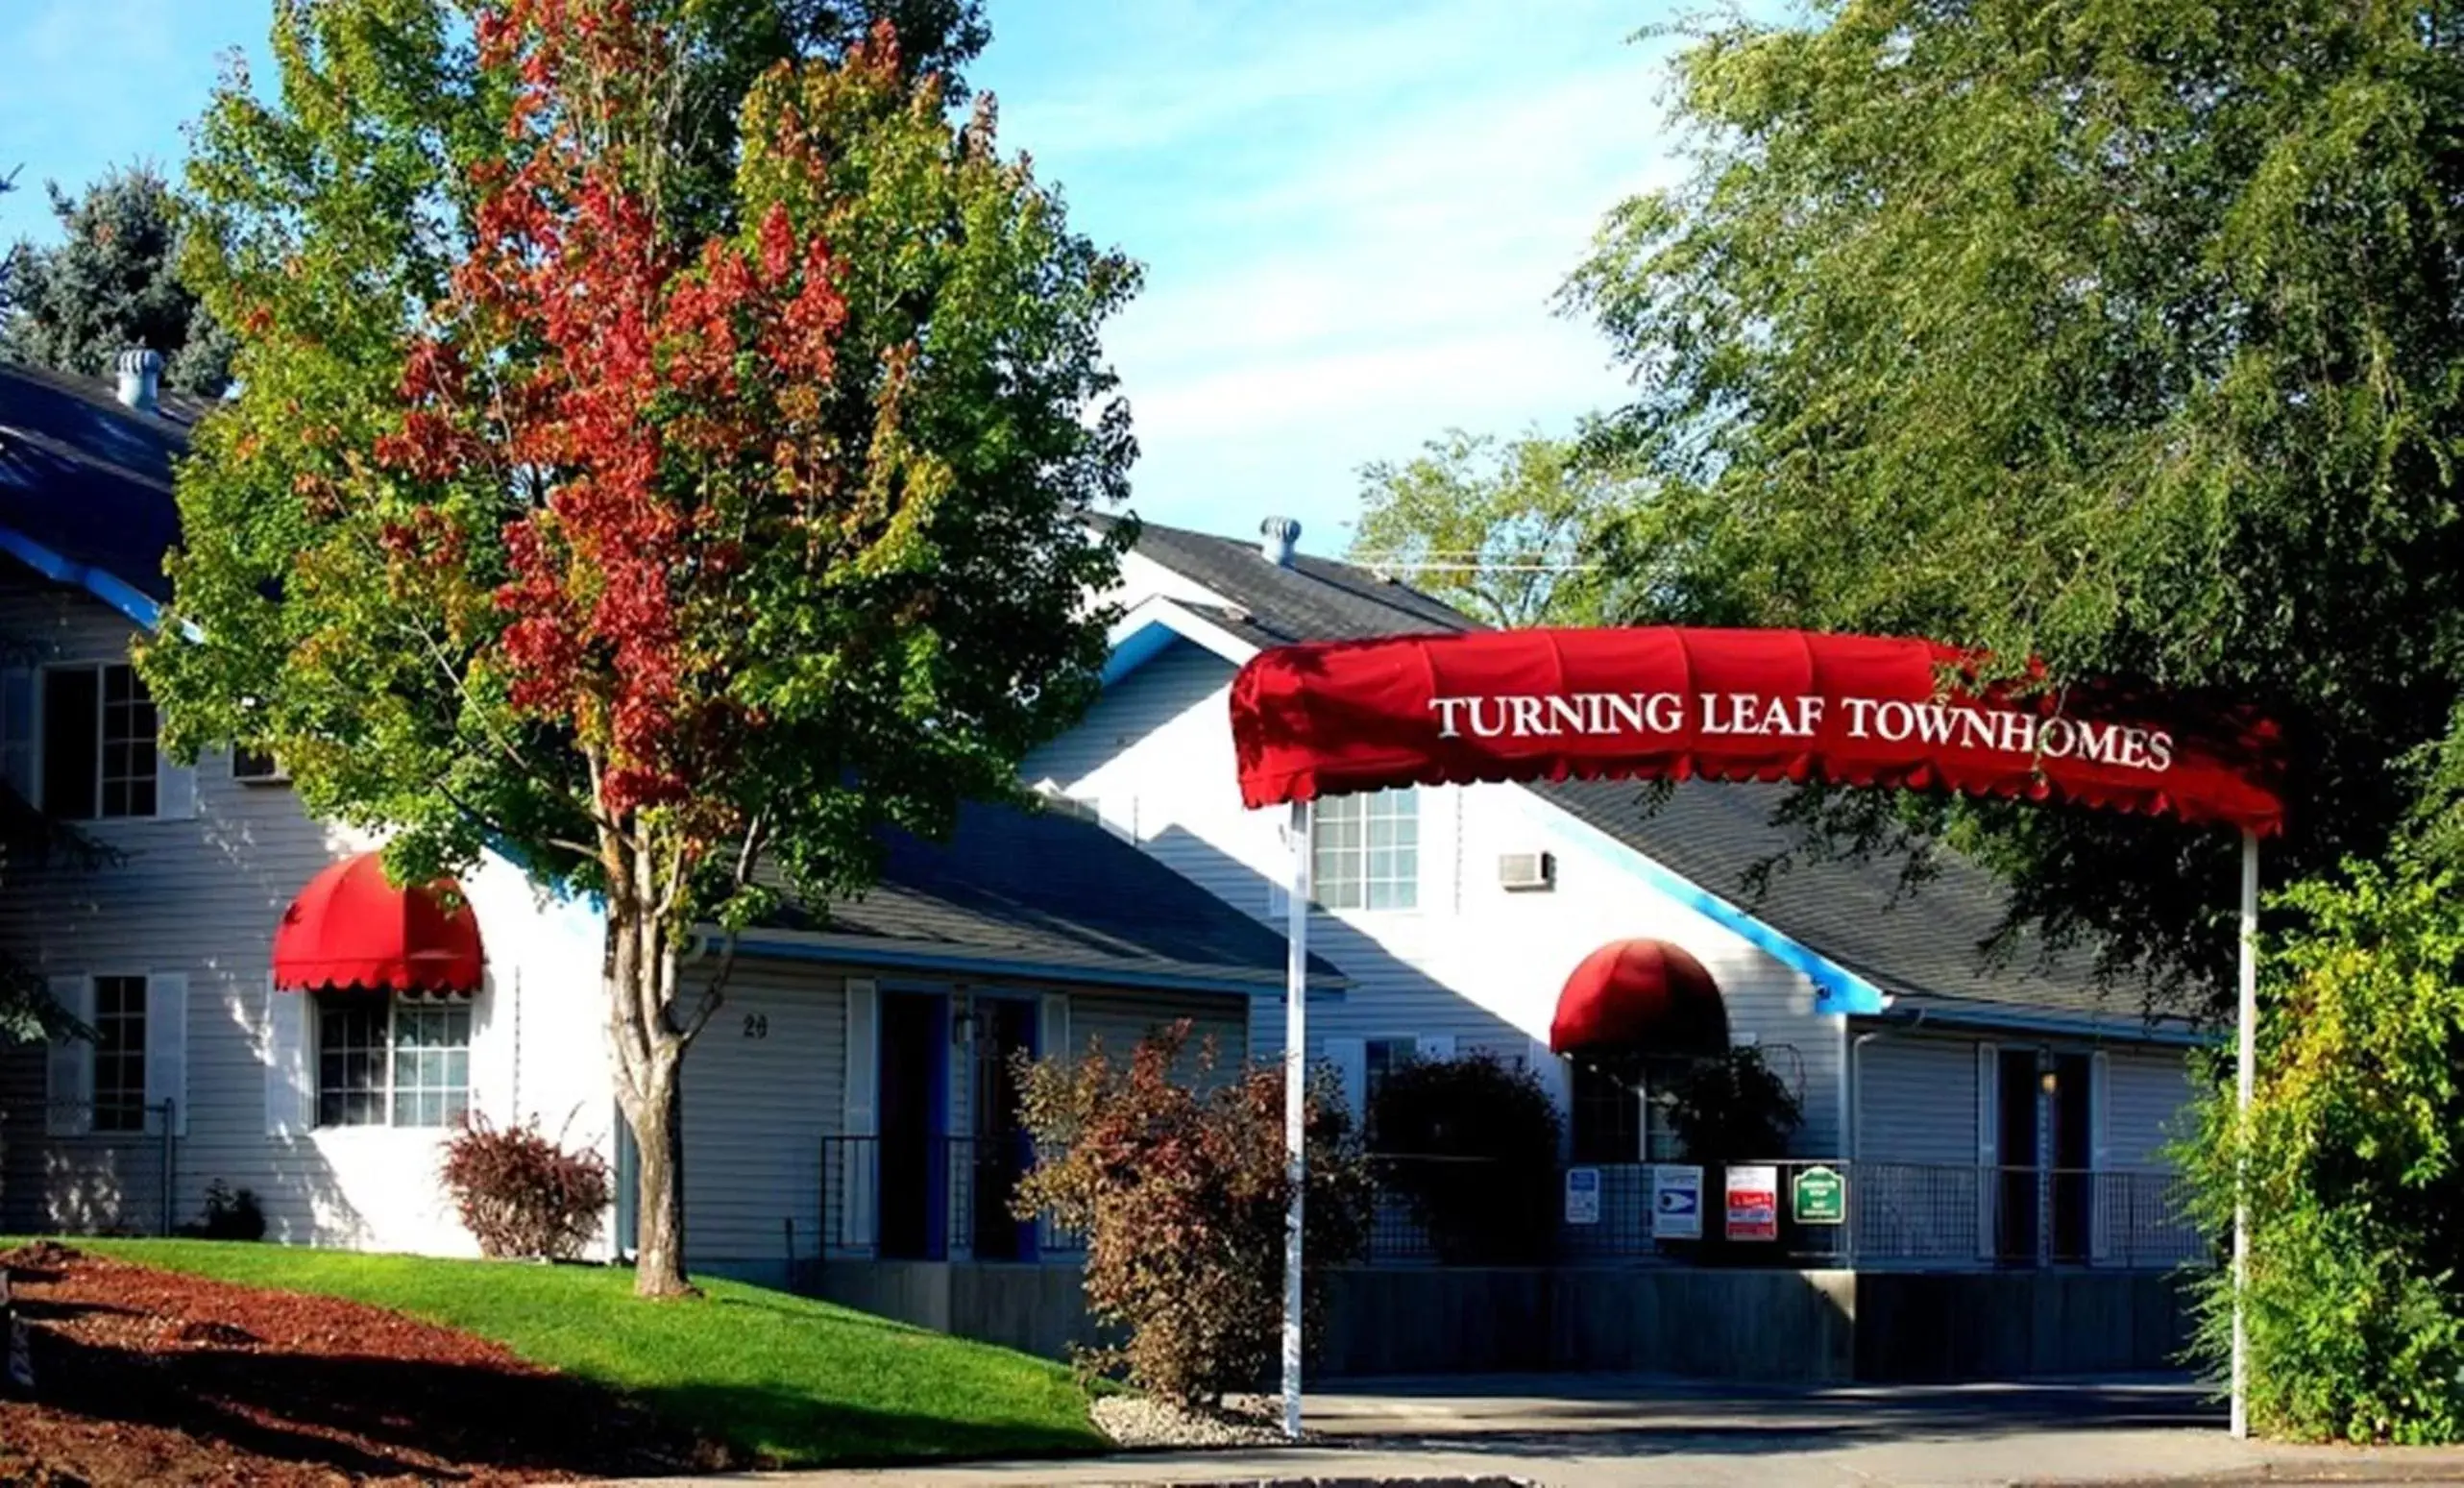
62,1240,1102,1468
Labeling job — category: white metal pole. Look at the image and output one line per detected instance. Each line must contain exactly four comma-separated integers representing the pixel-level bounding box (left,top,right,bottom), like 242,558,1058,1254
1281,797,1311,1441
2231,827,2258,1440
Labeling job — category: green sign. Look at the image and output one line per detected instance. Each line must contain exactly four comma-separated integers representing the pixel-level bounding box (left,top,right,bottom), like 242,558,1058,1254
1793,1165,1845,1226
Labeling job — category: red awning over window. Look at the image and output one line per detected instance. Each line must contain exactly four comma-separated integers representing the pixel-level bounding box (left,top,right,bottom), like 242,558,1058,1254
272,852,485,995
1550,939,1728,1056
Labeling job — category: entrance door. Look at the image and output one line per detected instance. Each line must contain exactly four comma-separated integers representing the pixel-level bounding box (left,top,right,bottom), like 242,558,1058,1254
969,997,1039,1260
1995,1050,2041,1264
877,991,948,1259
2049,1052,2093,1262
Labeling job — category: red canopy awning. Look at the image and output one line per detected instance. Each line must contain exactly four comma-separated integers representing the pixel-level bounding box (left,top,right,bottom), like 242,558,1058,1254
1551,939,1728,1055
1230,627,2284,834
272,853,486,995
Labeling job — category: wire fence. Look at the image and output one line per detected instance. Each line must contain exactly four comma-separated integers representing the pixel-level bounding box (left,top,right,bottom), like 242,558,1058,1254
0,1101,179,1238
817,1135,2208,1271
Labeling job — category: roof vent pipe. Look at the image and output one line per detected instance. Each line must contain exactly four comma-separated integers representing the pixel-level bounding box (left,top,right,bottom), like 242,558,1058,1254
115,348,163,414
1259,516,1301,567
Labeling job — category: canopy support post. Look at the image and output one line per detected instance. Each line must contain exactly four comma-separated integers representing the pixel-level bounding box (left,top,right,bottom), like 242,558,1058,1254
1281,798,1311,1443
2232,826,2258,1440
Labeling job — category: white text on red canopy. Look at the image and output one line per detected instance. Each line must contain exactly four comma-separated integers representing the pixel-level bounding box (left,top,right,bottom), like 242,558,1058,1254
1427,691,2176,772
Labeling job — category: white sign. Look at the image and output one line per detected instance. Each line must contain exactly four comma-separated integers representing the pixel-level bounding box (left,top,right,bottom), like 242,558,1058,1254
1564,1166,1601,1226
1726,1163,1780,1242
1650,1163,1703,1241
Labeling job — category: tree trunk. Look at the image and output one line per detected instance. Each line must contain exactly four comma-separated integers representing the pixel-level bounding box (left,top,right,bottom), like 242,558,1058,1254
629,1049,691,1297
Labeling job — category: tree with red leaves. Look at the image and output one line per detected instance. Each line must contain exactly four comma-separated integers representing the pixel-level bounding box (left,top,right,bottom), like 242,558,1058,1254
149,0,1136,1295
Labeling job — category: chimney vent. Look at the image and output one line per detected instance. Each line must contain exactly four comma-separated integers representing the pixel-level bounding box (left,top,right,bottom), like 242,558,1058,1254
1259,516,1301,567
114,348,163,414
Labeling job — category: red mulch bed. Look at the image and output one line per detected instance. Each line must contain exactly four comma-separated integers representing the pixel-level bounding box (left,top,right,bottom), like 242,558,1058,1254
0,1242,725,1487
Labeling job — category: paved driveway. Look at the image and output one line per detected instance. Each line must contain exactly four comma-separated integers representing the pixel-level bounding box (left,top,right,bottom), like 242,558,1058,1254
622,1375,2464,1488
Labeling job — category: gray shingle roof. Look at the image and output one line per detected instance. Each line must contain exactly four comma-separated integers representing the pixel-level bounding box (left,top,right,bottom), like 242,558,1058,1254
0,359,207,604
760,797,1340,993
1119,515,2166,1032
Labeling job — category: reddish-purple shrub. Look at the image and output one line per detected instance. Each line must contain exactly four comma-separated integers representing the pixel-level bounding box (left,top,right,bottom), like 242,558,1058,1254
441,1116,613,1260
1012,1020,1370,1407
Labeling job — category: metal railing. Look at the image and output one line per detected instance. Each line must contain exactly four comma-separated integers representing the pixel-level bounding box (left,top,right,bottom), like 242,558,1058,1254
821,1134,1081,1261
0,1100,178,1238
815,1136,2208,1272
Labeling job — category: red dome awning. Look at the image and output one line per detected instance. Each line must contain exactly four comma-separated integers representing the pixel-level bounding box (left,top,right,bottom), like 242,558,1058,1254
272,853,485,995
1550,939,1728,1055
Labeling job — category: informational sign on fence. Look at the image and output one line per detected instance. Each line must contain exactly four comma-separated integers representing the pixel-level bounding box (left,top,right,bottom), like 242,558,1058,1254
1793,1164,1845,1225
1564,1166,1601,1226
1726,1163,1780,1242
1651,1163,1703,1241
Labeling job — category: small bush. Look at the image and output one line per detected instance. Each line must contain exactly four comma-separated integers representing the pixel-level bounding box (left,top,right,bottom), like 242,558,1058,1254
1368,1052,1562,1263
179,1179,266,1241
1012,1020,1371,1409
440,1115,613,1260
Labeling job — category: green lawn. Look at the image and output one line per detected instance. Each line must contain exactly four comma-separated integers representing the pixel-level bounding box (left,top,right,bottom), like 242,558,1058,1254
55,1240,1104,1468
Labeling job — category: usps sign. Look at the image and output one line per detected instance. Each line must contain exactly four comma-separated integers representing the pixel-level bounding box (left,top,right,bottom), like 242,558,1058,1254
1650,1163,1703,1241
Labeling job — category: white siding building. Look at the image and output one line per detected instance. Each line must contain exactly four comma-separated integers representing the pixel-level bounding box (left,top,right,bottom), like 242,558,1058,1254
1017,517,2216,1270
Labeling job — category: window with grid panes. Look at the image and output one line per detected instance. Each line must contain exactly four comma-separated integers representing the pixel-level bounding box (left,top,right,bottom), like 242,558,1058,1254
391,1001,472,1127
41,664,158,819
99,665,158,817
316,995,471,1128
1311,788,1417,910
90,975,147,1133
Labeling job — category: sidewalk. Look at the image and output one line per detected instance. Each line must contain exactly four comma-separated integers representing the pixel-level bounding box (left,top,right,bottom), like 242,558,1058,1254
613,1376,2464,1488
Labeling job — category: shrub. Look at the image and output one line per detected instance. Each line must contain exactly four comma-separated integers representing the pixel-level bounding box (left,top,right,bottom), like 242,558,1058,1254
1012,1020,1371,1409
2182,863,2464,1443
1367,1051,1562,1263
179,1179,266,1241
440,1115,613,1261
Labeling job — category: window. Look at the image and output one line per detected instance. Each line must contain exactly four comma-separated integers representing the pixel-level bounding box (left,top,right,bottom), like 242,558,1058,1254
40,664,156,818
1312,788,1417,910
1569,1059,1641,1163
317,994,471,1129
90,975,147,1133
232,746,285,783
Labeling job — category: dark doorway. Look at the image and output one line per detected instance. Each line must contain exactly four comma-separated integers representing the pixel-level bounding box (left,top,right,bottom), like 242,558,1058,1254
1995,1050,2041,1264
877,991,948,1259
2050,1052,2093,1262
969,997,1039,1260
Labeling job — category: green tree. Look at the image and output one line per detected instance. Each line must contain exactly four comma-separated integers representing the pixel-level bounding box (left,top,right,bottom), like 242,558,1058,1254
1565,1,2464,1003
2180,862,2464,1442
146,0,1135,1295
1,164,234,397
1347,428,1627,628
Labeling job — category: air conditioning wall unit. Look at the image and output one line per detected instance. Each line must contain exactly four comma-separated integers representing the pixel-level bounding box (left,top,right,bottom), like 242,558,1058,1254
1498,851,1555,891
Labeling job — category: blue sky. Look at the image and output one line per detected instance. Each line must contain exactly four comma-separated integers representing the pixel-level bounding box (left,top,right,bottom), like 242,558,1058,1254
1,0,1679,547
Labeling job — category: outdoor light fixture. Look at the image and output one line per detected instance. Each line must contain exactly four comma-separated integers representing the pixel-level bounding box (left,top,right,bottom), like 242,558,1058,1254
951,999,977,1047
2040,1069,2060,1097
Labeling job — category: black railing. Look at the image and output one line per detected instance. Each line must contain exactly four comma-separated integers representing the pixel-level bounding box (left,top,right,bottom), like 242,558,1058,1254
821,1134,1081,1261
816,1136,2207,1271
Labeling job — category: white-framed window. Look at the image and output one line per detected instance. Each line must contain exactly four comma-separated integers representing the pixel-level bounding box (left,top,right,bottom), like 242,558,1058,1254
40,663,157,818
1312,787,1418,910
315,993,472,1129
89,974,148,1133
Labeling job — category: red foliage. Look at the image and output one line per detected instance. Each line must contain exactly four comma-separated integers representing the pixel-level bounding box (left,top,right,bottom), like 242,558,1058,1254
375,0,859,817
440,1115,615,1260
